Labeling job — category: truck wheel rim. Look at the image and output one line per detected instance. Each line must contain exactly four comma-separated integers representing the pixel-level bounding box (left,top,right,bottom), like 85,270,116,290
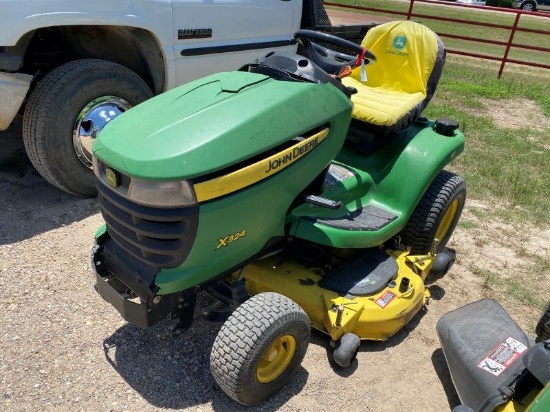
73,96,131,168
256,335,296,383
435,199,459,242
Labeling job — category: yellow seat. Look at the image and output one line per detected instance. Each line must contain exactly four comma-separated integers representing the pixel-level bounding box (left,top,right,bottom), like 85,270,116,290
342,21,445,139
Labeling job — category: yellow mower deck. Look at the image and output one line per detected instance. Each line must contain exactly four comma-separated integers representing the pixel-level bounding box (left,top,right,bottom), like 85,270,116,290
242,249,433,342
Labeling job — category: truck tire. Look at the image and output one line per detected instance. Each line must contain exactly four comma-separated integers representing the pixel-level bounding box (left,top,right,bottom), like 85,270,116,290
520,1,536,11
398,170,466,254
210,292,310,406
535,301,550,342
23,59,153,196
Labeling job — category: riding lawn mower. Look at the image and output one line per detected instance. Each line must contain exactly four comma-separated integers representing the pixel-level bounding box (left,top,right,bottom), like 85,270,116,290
91,21,467,405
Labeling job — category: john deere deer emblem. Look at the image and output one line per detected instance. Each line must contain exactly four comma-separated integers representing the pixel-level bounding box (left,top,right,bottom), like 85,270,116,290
393,36,407,51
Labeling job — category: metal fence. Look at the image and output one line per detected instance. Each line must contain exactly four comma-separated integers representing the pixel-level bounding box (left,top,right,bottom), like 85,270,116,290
324,0,550,77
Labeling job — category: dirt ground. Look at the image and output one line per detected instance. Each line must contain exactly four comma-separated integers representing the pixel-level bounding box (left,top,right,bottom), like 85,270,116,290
0,112,545,412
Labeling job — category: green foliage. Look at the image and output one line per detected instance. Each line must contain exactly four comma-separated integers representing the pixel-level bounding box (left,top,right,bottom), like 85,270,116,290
498,0,515,8
485,0,513,7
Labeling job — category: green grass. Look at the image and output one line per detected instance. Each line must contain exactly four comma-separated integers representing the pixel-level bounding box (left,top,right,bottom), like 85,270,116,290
429,58,549,319
424,57,550,226
458,219,480,229
328,0,550,66
472,264,547,308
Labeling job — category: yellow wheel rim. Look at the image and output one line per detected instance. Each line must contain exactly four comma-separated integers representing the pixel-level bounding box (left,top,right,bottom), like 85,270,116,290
435,199,459,242
256,335,296,383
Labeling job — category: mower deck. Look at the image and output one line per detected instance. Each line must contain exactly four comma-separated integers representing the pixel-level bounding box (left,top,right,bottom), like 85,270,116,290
243,248,432,341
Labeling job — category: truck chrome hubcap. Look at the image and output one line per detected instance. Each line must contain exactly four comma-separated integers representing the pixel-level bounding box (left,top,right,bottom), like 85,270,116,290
73,96,131,168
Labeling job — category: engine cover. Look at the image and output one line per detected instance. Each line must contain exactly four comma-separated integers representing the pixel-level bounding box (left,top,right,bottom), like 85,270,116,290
93,70,353,293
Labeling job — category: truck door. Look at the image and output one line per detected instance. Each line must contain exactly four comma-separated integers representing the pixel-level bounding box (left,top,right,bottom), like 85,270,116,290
171,0,300,86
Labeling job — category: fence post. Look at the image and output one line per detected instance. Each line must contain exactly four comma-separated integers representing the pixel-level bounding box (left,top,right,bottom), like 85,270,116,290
499,12,521,78
407,0,415,20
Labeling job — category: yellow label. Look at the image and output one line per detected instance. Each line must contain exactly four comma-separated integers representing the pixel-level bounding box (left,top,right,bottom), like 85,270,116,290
194,128,329,202
216,229,247,250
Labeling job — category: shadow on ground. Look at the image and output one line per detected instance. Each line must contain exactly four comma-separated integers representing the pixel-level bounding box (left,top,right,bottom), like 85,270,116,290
431,348,461,410
0,117,99,244
312,295,437,375
103,305,308,411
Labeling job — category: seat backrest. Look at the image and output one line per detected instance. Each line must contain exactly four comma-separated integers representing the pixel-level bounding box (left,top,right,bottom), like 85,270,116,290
351,20,445,101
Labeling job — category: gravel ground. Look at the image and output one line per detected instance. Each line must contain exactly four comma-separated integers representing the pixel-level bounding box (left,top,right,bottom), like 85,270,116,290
0,120,490,412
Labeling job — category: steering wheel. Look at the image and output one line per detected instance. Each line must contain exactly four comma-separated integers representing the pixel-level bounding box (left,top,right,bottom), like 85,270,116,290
294,30,376,76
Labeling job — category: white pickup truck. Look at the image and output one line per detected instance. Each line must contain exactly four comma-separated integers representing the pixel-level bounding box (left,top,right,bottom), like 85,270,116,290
0,0,369,196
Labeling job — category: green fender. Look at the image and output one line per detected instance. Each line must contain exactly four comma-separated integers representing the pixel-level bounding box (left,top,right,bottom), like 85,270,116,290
527,383,550,411
289,119,465,248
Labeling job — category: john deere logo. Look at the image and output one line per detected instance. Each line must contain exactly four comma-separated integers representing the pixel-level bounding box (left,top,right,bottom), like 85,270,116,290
105,168,120,188
393,36,407,51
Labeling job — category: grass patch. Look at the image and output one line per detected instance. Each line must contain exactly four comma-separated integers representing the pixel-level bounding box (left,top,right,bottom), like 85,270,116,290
525,255,550,280
424,58,550,226
471,265,500,290
471,265,546,309
458,219,479,230
506,279,546,308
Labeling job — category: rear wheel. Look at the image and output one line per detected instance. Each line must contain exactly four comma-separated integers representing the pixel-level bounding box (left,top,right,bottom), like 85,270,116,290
210,292,310,405
535,302,550,342
398,170,466,254
23,59,153,196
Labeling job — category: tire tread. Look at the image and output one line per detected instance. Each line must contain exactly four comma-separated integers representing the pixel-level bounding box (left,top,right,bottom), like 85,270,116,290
399,170,466,254
210,292,310,405
22,59,151,196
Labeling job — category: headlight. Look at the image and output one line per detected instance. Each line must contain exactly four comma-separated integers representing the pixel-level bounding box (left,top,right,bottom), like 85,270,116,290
93,155,196,208
127,178,196,208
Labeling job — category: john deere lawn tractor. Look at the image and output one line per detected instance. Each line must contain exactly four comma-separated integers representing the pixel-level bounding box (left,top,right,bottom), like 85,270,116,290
91,21,466,405
437,300,550,412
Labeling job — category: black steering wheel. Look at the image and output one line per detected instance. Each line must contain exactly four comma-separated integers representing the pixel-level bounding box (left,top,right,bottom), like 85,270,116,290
294,30,376,76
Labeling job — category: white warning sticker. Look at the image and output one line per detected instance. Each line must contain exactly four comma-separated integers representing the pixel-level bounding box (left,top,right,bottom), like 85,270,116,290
477,337,528,376
375,291,396,308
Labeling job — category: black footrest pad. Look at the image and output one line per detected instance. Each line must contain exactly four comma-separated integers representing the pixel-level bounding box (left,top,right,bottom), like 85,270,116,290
318,248,398,296
306,204,398,231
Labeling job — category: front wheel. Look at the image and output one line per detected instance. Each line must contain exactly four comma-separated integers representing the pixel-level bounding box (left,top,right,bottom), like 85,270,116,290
23,59,153,196
210,292,310,406
333,332,361,368
398,170,466,254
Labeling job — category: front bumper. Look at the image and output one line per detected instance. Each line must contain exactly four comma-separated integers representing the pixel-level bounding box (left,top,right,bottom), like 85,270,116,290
93,237,195,329
94,271,173,328
0,71,32,130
